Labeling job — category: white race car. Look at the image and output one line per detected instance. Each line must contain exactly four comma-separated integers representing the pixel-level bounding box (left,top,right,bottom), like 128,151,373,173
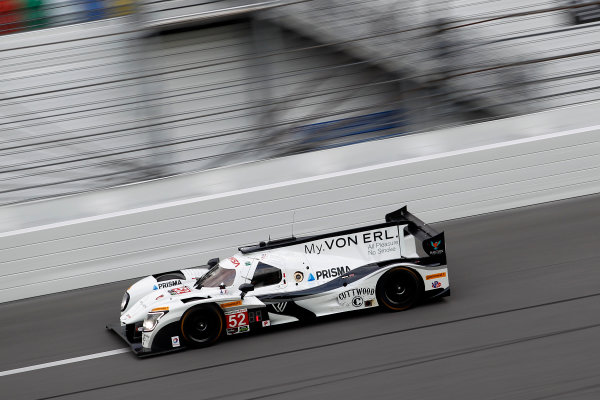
109,206,449,356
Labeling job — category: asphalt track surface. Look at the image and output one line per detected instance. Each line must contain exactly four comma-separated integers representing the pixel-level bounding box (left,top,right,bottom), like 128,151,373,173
2,194,600,400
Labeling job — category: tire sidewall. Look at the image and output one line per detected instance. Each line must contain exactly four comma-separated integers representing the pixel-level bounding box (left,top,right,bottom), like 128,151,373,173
376,266,423,311
180,305,224,348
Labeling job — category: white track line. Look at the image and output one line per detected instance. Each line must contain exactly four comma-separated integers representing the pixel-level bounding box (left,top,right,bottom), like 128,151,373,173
0,348,129,378
2,123,599,239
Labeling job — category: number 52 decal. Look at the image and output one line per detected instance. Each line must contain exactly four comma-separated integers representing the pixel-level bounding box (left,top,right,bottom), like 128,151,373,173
225,309,249,329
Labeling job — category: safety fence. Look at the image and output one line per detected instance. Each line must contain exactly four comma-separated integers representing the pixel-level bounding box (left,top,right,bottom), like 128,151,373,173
1,0,599,206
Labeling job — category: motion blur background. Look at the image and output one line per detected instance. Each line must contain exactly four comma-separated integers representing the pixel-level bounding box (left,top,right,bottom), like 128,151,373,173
1,0,600,205
2,4,600,398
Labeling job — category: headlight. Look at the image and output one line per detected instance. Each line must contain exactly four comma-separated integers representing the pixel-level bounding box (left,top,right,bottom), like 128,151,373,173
143,308,169,332
120,292,130,312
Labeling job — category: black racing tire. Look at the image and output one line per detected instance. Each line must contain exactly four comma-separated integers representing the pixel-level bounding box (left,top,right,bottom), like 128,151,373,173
376,267,422,311
180,306,224,348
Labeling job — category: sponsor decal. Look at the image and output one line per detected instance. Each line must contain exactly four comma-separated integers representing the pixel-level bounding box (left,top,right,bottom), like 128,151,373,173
220,300,243,308
155,294,164,300
225,309,249,334
272,302,287,313
171,336,180,348
426,272,447,280
308,273,315,282
229,257,240,268
153,285,158,290
262,320,271,327
294,271,304,282
168,286,192,295
156,280,182,289
427,237,445,256
227,326,250,335
338,288,375,301
432,281,442,289
316,266,351,280
366,239,400,256
304,229,398,254
338,288,375,307
352,296,364,307
245,261,252,266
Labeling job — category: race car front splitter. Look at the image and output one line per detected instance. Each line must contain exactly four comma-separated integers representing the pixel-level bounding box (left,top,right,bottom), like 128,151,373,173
106,322,186,358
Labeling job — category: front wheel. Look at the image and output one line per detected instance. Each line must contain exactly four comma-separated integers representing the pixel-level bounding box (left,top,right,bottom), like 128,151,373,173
376,267,422,311
180,306,224,348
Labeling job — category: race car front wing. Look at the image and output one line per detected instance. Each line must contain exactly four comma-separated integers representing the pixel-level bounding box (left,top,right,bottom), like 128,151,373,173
106,322,186,358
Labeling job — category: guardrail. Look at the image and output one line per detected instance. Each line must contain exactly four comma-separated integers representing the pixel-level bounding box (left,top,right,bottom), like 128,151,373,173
1,102,599,303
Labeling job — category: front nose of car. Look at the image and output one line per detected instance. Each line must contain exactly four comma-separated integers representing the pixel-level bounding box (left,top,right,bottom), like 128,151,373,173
120,312,133,325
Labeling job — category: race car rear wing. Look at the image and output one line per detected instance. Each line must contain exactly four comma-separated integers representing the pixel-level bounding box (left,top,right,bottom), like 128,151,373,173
239,206,445,264
386,206,446,264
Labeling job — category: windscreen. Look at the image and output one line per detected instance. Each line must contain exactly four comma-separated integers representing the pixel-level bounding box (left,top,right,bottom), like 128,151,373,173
196,265,236,287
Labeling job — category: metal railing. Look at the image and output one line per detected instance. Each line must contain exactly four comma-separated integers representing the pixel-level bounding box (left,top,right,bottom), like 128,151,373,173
1,0,599,206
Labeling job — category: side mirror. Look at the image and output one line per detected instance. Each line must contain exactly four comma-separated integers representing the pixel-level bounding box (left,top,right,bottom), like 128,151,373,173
239,283,254,300
207,258,219,268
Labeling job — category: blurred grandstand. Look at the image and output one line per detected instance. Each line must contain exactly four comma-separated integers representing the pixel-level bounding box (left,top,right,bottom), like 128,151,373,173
1,0,599,205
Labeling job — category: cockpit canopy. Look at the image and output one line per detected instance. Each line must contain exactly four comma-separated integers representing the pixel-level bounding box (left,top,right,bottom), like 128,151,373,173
195,256,284,290
196,265,236,287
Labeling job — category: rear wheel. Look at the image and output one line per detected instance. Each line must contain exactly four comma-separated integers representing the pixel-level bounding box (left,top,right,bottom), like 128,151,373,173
376,267,422,311
180,306,224,348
